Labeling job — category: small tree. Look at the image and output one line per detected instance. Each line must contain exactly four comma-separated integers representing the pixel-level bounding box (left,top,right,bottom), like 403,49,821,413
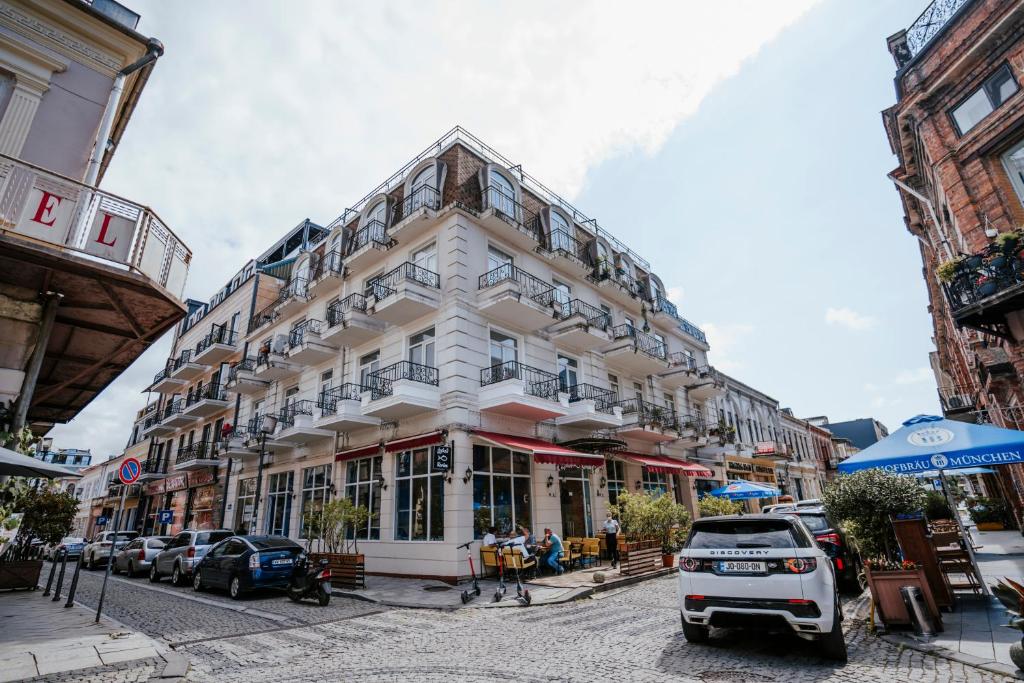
610,490,691,553
698,495,742,518
821,469,927,560
304,498,371,555
12,486,78,558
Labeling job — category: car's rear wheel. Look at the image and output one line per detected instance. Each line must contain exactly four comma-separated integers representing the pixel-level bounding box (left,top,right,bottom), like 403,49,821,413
681,614,709,643
820,604,848,662
149,564,160,583
192,570,204,592
172,564,184,586
229,575,243,600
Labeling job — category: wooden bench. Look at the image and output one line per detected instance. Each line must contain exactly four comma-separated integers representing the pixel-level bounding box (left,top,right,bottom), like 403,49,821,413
310,552,365,588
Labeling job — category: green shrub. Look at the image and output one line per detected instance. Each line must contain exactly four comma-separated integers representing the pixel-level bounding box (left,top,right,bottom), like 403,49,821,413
924,491,952,520
968,497,1009,525
610,490,692,553
12,486,78,555
821,469,927,560
697,495,743,518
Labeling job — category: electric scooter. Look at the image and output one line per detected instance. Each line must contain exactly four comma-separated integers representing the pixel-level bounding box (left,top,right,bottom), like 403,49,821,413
499,541,532,606
457,540,481,604
493,543,508,602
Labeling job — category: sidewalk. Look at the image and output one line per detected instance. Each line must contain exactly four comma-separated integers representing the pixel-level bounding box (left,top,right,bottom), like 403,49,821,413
0,587,187,682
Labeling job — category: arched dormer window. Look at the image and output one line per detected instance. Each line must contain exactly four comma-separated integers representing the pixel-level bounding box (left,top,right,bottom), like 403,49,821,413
483,165,518,219
403,159,446,213
358,197,389,245
595,240,612,277
548,208,573,253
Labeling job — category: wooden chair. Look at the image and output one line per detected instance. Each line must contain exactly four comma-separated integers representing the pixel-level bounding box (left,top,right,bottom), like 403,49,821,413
558,545,573,572
501,546,537,579
581,538,600,568
480,545,499,577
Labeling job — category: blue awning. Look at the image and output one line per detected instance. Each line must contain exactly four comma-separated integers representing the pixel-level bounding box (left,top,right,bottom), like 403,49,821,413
709,480,780,500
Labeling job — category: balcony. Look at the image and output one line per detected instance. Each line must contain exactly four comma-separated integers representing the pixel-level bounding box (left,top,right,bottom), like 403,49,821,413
938,384,978,421
220,428,257,458
275,400,334,444
347,219,392,271
141,412,174,437
362,361,440,420
549,298,611,351
168,350,204,381
942,243,1024,332
478,361,567,420
159,398,197,429
254,349,298,381
193,324,237,365
602,325,669,376
368,262,441,325
182,383,229,419
315,383,380,431
275,277,310,317
555,383,622,429
307,250,344,298
589,267,650,308
238,415,292,456
174,441,223,471
900,0,971,64
225,358,269,395
479,185,544,250
674,413,708,447
247,302,279,336
659,352,700,390
138,457,168,481
752,440,791,461
650,295,709,348
286,319,338,364
540,228,591,276
616,398,678,443
389,185,443,243
477,264,557,330
689,366,726,399
149,366,186,394
323,293,387,346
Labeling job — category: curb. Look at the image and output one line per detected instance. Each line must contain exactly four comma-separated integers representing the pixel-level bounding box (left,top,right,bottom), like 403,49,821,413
880,632,1024,680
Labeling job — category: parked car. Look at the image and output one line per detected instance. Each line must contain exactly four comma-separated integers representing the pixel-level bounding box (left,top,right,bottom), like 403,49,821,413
795,498,822,508
761,503,796,514
46,536,86,560
781,507,863,593
677,514,847,662
150,529,233,585
113,536,172,577
192,535,303,600
82,531,140,570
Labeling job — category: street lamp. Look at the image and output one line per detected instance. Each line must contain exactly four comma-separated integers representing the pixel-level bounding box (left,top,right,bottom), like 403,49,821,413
250,414,277,534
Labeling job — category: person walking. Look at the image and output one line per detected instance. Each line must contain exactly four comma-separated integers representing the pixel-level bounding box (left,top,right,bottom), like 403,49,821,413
603,512,621,568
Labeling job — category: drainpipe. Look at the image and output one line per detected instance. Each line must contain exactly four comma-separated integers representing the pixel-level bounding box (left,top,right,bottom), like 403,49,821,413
888,172,953,261
84,38,164,187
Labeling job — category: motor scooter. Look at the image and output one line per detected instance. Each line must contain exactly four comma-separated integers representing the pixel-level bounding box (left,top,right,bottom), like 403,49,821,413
458,540,482,604
288,553,331,606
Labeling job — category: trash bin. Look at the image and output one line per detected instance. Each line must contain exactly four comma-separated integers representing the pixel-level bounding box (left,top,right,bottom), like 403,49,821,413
899,585,935,636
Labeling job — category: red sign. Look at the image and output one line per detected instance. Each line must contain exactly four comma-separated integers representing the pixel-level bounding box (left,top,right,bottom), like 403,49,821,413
188,469,215,487
119,457,142,485
164,474,187,492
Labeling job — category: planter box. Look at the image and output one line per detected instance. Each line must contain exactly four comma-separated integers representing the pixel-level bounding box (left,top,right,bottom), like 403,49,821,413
309,552,365,589
662,554,676,568
619,539,661,576
976,522,1005,531
866,566,943,631
0,560,43,590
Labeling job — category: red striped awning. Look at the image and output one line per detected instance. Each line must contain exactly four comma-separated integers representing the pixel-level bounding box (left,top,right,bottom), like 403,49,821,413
335,443,382,462
620,452,713,477
471,430,604,467
384,431,445,453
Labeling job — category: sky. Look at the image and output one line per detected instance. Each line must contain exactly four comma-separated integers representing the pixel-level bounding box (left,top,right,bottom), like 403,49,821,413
49,0,938,460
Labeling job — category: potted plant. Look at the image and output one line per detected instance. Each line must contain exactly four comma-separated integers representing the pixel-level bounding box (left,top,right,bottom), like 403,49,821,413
303,498,371,588
991,578,1024,670
969,496,1009,531
863,558,941,630
937,258,963,284
697,495,743,518
976,275,998,297
611,491,689,572
0,485,78,590
997,230,1022,254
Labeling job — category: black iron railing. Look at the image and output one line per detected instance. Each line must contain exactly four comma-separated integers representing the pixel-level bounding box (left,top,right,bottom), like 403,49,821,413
695,365,721,385
906,0,970,58
288,319,324,348
482,184,542,242
311,250,343,281
478,263,556,306
654,295,678,318
480,361,560,401
366,361,439,400
609,324,667,359
176,441,220,466
248,304,278,334
276,277,308,307
614,270,649,300
326,293,368,327
195,324,236,355
393,185,441,222
228,357,257,384
161,398,184,421
350,219,388,253
367,261,440,300
616,398,676,430
317,383,367,415
279,399,315,427
186,383,226,406
143,414,160,431
142,458,166,475
547,228,589,264
564,383,617,413
674,413,706,434
938,385,977,413
666,352,697,370
558,298,610,329
171,349,193,372
943,243,1024,315
151,365,170,387
679,318,707,344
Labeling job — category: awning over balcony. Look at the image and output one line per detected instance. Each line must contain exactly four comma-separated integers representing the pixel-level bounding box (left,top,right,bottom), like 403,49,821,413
471,430,603,467
384,431,445,453
335,443,382,463
618,452,713,476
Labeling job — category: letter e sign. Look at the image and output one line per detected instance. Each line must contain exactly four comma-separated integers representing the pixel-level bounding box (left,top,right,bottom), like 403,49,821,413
85,211,134,262
15,187,75,242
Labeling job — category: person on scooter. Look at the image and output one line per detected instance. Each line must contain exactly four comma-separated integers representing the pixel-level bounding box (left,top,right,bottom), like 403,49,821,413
542,528,564,575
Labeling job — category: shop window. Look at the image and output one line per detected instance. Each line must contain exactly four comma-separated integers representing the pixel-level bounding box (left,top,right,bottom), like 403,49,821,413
950,64,1018,135
394,448,444,541
345,456,382,540
606,460,626,507
642,468,668,497
472,444,532,538
300,464,332,538
265,472,293,536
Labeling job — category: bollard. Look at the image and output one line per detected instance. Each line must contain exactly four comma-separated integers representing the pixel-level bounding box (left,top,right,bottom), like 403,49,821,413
42,552,58,596
64,554,83,608
51,548,68,602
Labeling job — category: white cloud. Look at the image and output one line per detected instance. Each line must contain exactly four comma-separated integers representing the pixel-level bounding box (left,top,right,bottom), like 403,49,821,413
825,307,876,331
666,286,684,304
701,322,754,373
894,367,934,385
47,0,818,459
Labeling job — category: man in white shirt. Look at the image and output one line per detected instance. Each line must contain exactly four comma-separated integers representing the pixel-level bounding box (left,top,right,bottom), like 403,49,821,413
603,513,621,568
507,532,531,559
482,527,497,546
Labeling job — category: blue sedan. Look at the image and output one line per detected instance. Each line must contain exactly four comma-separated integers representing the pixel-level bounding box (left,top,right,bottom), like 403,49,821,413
191,535,302,599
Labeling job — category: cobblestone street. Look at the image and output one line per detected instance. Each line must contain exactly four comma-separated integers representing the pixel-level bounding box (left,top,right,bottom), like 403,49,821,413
53,565,1011,682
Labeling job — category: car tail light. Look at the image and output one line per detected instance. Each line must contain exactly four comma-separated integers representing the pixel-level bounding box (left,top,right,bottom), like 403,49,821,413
815,533,842,546
788,599,814,605
316,568,331,581
680,557,703,572
686,595,705,601
186,547,195,559
138,549,145,561
835,558,844,571
249,553,260,570
784,558,818,574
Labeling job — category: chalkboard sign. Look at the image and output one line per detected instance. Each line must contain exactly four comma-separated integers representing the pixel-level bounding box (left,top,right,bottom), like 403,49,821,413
432,444,452,472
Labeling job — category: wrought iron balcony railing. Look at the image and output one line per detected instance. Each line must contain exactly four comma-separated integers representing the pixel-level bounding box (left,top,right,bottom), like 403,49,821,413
653,295,678,318
678,318,707,344
906,0,971,58
151,366,170,387
276,277,308,307
546,228,589,264
695,365,721,384
609,324,667,359
480,361,560,401
367,261,440,300
161,398,184,420
142,458,166,475
247,303,278,334
478,263,556,306
310,250,343,281
615,398,676,430
393,185,441,223
279,399,315,427
564,382,617,413
143,414,160,431
171,349,193,371
195,324,236,354
349,219,389,253
176,441,220,465
186,383,226,406
666,352,698,370
614,270,650,301
228,357,257,383
366,361,439,400
938,385,977,413
288,319,324,348
326,293,368,327
558,298,610,329
482,184,542,242
317,383,368,415
674,413,706,434
942,243,1024,315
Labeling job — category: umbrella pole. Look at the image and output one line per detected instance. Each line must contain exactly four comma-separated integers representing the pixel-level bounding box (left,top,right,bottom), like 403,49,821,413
940,470,989,596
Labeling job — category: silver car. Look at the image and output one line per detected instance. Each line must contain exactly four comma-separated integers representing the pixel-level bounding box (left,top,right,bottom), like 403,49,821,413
149,529,233,586
113,536,171,577
82,531,140,570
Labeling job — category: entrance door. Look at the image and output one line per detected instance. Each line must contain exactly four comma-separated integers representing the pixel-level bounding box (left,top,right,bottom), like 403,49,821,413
559,467,593,537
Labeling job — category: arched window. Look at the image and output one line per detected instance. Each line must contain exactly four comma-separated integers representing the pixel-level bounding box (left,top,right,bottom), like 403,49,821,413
365,201,387,242
596,242,611,274
411,165,436,210
550,210,572,252
488,170,516,218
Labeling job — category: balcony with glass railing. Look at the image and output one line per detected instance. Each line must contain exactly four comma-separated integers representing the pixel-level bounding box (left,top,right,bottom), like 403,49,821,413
479,360,567,420
366,261,441,325
477,263,557,329
362,361,441,420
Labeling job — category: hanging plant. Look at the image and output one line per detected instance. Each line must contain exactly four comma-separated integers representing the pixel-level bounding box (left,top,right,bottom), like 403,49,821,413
996,230,1023,253
937,259,962,283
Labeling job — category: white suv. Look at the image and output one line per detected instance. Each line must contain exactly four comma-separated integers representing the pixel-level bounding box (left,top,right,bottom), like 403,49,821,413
677,514,847,662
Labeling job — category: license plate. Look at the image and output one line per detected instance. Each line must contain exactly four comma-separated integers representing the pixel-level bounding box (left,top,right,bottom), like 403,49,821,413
271,558,293,566
717,560,766,573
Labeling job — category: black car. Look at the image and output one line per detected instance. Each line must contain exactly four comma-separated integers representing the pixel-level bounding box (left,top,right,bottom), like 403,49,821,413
191,535,303,600
783,508,863,593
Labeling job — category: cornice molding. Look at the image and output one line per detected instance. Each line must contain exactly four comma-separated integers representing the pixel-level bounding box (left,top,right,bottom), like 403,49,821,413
0,1,126,76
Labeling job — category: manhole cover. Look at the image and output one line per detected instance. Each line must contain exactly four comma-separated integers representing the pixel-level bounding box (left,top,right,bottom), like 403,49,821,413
423,585,452,592
698,672,774,683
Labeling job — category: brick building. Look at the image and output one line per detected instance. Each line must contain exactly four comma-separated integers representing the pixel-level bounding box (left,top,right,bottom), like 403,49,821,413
883,0,1024,523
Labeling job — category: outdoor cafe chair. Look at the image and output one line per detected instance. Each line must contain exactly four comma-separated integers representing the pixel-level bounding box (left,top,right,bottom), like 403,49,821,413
480,544,499,577
580,538,600,568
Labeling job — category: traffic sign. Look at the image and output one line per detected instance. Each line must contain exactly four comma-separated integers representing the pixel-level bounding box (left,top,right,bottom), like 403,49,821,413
96,515,108,526
119,457,141,485
157,509,173,525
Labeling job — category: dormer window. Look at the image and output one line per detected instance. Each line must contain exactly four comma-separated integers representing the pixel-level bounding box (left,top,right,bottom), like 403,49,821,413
488,169,516,218
366,201,387,227
549,210,573,252
411,165,437,209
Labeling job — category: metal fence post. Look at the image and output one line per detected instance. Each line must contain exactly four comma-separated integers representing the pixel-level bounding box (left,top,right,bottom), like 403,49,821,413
51,548,68,602
64,554,82,608
42,553,58,596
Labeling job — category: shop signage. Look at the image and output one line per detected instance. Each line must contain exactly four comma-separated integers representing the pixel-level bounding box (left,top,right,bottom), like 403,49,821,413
144,481,165,497
164,474,187,492
96,515,108,526
726,460,753,474
157,509,173,525
188,469,215,487
754,441,779,456
726,457,777,479
431,444,452,472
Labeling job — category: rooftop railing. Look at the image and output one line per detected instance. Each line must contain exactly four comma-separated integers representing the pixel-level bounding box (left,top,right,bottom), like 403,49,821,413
480,361,560,401
365,361,439,401
678,318,707,344
906,0,971,58
609,324,667,360
326,293,368,327
558,298,610,329
478,263,556,306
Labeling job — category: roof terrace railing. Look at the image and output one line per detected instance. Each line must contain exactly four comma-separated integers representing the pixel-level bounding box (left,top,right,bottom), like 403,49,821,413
906,0,972,58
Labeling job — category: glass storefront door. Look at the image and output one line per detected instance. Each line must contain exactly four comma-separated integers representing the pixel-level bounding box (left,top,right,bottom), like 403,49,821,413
559,467,593,537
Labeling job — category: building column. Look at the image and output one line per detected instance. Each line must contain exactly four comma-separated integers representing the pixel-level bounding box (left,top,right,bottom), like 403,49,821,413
0,80,45,157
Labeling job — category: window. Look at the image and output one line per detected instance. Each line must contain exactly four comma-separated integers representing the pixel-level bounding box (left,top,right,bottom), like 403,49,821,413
411,242,437,273
608,373,620,399
265,472,293,536
557,354,578,391
663,392,676,416
642,468,668,496
359,351,380,386
472,445,532,538
552,278,572,306
951,64,1018,135
487,245,513,271
345,456,383,539
633,381,644,401
366,200,387,226
300,464,332,538
488,170,516,217
606,460,626,507
489,330,517,366
1002,139,1024,206
410,165,436,209
549,211,572,251
319,370,333,403
408,328,435,367
222,539,247,556
394,448,445,541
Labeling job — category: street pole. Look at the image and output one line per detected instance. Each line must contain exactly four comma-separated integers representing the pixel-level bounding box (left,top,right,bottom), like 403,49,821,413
95,484,126,623
218,457,233,530
251,434,266,534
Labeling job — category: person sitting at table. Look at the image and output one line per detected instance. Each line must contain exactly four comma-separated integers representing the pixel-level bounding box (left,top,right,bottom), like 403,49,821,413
481,526,497,547
542,527,564,575
519,526,536,546
506,530,531,558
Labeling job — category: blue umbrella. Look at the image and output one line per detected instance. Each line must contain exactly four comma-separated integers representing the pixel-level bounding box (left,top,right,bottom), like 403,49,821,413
909,466,996,478
838,415,1024,474
709,480,781,500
